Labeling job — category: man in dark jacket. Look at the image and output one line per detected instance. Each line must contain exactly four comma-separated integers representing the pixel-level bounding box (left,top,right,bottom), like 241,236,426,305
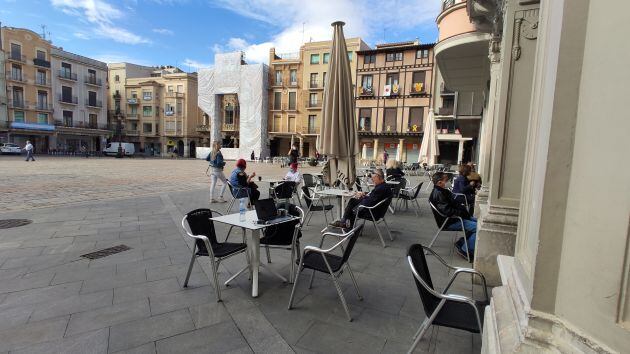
331,169,392,228
429,172,477,260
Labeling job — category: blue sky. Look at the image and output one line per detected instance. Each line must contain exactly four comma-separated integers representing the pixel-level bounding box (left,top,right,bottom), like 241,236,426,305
1,0,441,71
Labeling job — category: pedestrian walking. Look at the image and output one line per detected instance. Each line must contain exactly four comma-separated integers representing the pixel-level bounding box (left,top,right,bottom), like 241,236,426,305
207,142,228,203
383,150,389,166
24,141,35,161
81,145,89,158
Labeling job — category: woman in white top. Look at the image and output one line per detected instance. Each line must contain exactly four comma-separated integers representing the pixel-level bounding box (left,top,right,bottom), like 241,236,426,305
284,162,301,182
206,142,228,203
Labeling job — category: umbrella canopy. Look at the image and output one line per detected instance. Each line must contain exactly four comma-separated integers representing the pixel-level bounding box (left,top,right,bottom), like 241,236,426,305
319,21,359,189
419,108,439,164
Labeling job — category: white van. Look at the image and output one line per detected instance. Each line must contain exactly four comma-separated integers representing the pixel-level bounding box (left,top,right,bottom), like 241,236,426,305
103,142,135,156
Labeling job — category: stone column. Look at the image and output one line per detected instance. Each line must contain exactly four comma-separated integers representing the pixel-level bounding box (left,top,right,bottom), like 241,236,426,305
457,140,464,164
397,138,404,162
372,138,379,160
299,137,304,157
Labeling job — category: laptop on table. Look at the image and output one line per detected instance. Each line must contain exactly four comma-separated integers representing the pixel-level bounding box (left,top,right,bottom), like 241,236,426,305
254,198,294,225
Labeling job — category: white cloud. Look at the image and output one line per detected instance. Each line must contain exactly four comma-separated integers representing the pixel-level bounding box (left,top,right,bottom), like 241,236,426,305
93,53,152,65
152,28,174,35
51,0,151,44
182,58,213,71
210,0,441,63
73,32,90,40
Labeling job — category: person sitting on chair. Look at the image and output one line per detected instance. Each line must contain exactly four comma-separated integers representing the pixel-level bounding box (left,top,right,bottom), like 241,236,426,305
429,172,477,260
385,159,405,179
330,169,392,229
284,162,301,182
452,164,476,215
229,159,260,203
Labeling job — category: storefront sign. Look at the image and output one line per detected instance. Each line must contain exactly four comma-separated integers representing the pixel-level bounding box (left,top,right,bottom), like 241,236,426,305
10,122,55,131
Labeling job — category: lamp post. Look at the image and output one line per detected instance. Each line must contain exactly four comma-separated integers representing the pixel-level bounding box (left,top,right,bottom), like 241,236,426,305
113,92,123,158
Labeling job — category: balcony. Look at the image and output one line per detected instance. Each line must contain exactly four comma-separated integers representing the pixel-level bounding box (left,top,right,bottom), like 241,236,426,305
222,123,237,131
8,53,26,63
54,120,109,130
142,95,153,101
85,76,102,86
305,100,322,109
305,126,319,134
142,130,157,136
389,84,402,97
196,125,210,133
126,114,139,120
59,94,78,105
86,99,103,108
410,82,426,95
58,70,78,81
164,129,182,136
8,100,27,109
436,107,454,116
125,130,140,136
35,102,53,111
33,58,51,68
358,86,374,97
440,83,455,95
287,79,298,87
6,71,28,83
165,111,175,117
309,80,323,90
165,92,185,99
34,77,50,87
127,98,139,105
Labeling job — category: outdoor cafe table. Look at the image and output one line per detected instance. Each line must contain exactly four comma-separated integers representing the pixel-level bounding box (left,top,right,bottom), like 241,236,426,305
210,210,299,297
315,189,356,219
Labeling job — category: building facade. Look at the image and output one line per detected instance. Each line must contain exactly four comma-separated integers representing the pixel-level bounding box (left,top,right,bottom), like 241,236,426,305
51,47,109,153
107,64,204,157
1,27,54,152
355,40,434,164
267,38,369,158
0,49,7,133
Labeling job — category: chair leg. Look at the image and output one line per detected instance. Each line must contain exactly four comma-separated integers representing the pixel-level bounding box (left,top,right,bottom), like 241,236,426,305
288,265,303,309
227,197,235,213
372,220,387,248
265,245,272,263
183,248,196,288
461,223,471,262
211,260,222,302
345,264,363,300
330,272,352,321
407,301,445,354
308,269,316,289
382,218,394,241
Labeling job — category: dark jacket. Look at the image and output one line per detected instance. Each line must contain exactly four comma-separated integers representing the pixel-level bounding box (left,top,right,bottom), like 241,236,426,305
288,149,299,164
386,167,405,179
452,175,475,201
429,185,470,226
360,182,393,208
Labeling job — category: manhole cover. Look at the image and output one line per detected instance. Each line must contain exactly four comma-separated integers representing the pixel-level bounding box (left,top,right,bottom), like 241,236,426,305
81,245,132,260
0,219,32,229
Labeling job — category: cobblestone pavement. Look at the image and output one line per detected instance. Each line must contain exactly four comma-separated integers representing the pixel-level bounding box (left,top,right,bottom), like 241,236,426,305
0,155,321,212
0,158,483,353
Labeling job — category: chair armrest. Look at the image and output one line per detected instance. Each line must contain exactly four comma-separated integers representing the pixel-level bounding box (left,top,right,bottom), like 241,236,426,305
356,197,388,211
443,268,489,301
422,245,457,271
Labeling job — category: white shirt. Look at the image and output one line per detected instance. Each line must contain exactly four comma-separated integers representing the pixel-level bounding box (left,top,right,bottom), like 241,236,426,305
25,143,33,152
284,170,301,182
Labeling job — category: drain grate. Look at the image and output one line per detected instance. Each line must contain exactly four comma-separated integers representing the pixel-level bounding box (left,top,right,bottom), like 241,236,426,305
81,245,132,260
0,219,33,229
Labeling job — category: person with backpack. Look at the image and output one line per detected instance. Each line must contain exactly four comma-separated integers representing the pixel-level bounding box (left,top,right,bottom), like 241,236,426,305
206,142,227,203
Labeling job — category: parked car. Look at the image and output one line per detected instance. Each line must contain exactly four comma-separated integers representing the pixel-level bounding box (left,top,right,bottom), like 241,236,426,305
0,143,22,155
103,142,135,157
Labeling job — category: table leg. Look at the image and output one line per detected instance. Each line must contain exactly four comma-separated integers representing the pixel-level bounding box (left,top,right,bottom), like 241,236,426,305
249,229,261,297
338,196,345,220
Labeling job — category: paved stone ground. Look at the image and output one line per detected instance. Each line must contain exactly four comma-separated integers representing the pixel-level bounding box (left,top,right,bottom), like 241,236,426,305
0,157,484,353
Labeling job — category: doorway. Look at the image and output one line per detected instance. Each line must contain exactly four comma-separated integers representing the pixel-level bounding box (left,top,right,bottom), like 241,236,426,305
177,140,184,157
189,141,196,158
437,141,458,166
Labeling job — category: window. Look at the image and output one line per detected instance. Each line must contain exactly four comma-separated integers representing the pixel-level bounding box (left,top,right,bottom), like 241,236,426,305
12,87,24,105
165,103,173,115
37,91,48,109
115,75,120,82
10,43,21,59
310,73,318,88
386,73,399,86
364,54,376,64
131,91,137,98
36,69,46,85
275,71,282,85
61,62,72,76
176,102,183,114
142,91,152,100
88,69,96,82
288,116,296,132
288,92,296,110
308,115,317,133
177,85,183,93
88,91,97,106
143,106,152,116
309,93,318,107
385,52,403,61
323,53,330,64
361,75,373,89
273,92,282,110
11,64,22,80
323,72,327,87
129,121,138,131
130,106,137,115
416,49,429,59
37,113,48,124
408,107,423,132
14,111,25,123
36,50,46,60
224,104,234,124
143,123,152,133
273,115,281,131
168,85,173,93
89,114,97,128
384,108,397,132
289,69,297,85
310,54,320,64
359,108,372,131
63,110,73,126
347,51,353,61
61,86,73,102
166,121,175,130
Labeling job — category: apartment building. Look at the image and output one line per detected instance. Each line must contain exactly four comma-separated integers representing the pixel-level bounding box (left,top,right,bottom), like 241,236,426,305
0,50,7,133
51,47,109,152
107,64,203,157
355,40,434,163
267,38,369,158
1,27,54,152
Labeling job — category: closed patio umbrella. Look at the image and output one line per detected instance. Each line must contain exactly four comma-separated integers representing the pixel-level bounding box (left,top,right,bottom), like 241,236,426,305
319,21,359,189
419,108,439,164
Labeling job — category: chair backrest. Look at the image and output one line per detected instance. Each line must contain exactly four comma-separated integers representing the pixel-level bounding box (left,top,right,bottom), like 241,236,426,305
275,181,296,199
428,201,448,227
226,180,234,194
408,244,441,317
413,182,424,198
262,204,304,245
302,173,316,187
341,224,364,264
301,186,313,207
370,197,393,220
185,209,219,253
354,177,363,192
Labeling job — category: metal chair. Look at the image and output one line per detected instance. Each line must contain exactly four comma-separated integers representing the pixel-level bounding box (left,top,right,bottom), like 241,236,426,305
427,201,470,262
288,225,364,321
273,181,297,207
260,204,304,282
226,180,250,213
406,244,488,353
302,173,317,188
398,182,424,216
301,186,334,226
181,209,249,302
354,197,394,248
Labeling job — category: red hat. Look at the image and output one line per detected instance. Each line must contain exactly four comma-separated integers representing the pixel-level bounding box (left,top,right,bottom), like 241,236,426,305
290,162,298,170
236,159,247,168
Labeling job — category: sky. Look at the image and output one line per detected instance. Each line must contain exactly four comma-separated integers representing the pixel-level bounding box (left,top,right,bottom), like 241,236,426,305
0,0,441,71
